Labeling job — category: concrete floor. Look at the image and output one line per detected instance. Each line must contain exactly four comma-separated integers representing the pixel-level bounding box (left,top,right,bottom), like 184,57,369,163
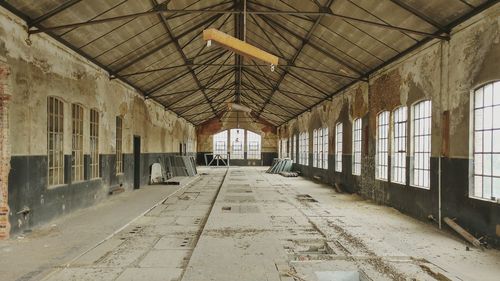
2,167,500,281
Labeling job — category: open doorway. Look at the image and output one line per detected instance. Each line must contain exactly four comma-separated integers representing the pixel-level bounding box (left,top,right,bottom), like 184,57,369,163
133,135,141,190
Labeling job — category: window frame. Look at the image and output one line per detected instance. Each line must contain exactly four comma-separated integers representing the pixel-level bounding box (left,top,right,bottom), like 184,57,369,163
352,118,362,176
89,108,100,179
376,111,390,181
47,96,65,187
116,116,124,175
299,132,309,165
313,129,318,167
230,129,244,159
322,127,328,169
391,106,407,185
213,130,228,158
470,81,500,202
335,122,343,172
247,130,262,160
71,103,84,182
304,132,309,165
410,100,432,189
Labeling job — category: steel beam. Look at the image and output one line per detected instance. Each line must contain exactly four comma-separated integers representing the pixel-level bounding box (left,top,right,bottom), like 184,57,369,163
29,0,83,27
28,7,449,40
152,0,220,118
112,13,224,75
278,0,498,126
389,0,445,31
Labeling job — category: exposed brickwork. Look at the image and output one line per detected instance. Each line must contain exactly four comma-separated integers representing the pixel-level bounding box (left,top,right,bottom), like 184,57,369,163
0,60,11,239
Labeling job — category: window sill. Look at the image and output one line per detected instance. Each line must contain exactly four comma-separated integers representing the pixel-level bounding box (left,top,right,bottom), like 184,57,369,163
391,181,406,186
469,196,500,204
409,184,430,190
375,178,389,182
47,183,67,189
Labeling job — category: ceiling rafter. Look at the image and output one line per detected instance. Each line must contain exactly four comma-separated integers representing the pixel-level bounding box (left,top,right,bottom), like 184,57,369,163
27,2,450,39
2,0,495,127
145,49,228,96
254,1,331,117
28,0,83,27
112,12,225,75
280,0,498,126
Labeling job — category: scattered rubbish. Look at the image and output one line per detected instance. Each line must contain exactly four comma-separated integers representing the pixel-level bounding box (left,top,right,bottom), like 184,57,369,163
16,207,31,219
165,180,180,185
267,158,293,174
150,163,164,183
296,194,318,203
419,263,452,281
443,217,483,250
204,153,229,167
109,186,125,195
150,156,197,184
334,183,343,193
285,270,308,281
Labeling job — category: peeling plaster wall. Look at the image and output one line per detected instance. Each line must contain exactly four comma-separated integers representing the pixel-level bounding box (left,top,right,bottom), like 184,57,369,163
196,111,278,166
0,8,196,235
280,5,500,247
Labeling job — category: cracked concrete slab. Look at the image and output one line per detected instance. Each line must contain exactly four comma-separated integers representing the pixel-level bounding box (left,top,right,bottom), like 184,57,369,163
5,167,500,281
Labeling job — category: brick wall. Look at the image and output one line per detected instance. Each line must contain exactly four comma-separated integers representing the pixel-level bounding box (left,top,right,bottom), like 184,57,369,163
0,60,11,239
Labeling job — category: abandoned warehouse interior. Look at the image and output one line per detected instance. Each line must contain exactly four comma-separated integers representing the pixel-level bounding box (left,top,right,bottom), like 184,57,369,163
0,0,499,280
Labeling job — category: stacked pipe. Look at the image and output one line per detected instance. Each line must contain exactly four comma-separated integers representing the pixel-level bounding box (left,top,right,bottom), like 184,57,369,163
266,158,293,174
165,156,198,177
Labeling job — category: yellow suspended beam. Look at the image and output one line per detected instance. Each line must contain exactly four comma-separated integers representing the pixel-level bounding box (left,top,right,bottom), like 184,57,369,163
203,28,279,67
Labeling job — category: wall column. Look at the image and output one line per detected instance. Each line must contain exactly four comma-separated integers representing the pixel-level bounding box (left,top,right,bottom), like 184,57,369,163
0,57,11,239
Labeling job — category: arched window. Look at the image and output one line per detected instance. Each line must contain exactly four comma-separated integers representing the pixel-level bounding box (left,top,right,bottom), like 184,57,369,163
321,127,328,169
299,132,309,165
72,104,84,182
313,129,318,167
89,108,99,179
230,129,244,159
411,100,432,188
392,107,407,184
335,122,343,172
472,81,500,200
247,131,261,159
280,138,288,158
376,111,390,180
213,130,228,158
352,118,362,175
48,96,65,186
115,116,123,174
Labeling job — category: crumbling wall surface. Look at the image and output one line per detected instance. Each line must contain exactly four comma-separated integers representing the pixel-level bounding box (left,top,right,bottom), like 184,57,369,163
0,8,196,236
280,5,500,247
196,111,278,166
0,57,11,239
283,84,368,193
440,5,500,247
